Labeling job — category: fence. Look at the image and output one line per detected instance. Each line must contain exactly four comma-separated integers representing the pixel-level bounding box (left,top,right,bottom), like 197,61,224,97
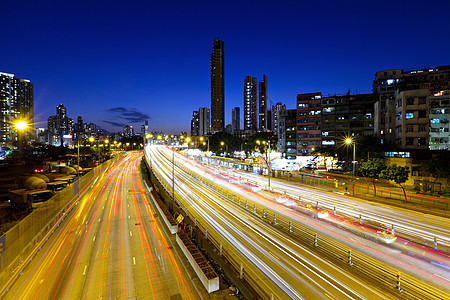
0,156,119,288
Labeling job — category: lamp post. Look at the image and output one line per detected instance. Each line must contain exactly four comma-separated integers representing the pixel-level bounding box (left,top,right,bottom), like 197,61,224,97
172,145,175,203
256,140,272,187
345,137,356,177
220,141,228,157
15,121,28,153
89,136,98,163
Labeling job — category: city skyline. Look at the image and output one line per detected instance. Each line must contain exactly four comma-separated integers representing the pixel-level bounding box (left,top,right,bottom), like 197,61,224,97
1,1,450,134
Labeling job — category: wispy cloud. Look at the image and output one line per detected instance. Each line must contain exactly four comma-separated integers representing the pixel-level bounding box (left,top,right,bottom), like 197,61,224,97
106,107,150,123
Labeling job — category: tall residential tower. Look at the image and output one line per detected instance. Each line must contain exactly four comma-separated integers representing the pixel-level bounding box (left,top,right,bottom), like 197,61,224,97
0,72,34,144
244,75,258,131
211,38,225,132
259,75,268,131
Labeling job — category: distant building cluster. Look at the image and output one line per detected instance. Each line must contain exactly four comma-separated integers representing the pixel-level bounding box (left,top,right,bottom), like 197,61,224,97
189,38,450,159
1,71,150,149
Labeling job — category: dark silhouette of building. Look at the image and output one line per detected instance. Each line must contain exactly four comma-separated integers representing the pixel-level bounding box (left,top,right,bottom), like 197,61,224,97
232,107,240,133
259,75,268,131
211,38,225,133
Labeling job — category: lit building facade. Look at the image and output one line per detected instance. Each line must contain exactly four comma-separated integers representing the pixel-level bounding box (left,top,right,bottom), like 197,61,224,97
0,72,34,144
429,90,450,150
278,109,297,159
394,89,430,150
198,107,210,136
191,110,199,136
244,75,258,131
321,93,378,146
296,92,322,155
272,102,286,135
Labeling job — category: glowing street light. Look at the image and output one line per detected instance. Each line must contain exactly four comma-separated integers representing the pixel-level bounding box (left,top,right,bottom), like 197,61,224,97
15,121,28,130
345,137,356,177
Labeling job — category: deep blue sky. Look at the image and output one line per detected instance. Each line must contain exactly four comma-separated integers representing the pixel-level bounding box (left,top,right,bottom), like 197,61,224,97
2,0,449,134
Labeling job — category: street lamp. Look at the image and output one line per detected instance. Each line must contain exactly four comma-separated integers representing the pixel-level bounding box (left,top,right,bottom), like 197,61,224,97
15,121,28,152
345,137,356,177
220,141,228,156
256,140,272,188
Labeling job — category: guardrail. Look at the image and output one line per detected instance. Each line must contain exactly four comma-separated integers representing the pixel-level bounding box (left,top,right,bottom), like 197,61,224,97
0,156,120,294
144,151,282,299
191,167,449,299
163,152,449,300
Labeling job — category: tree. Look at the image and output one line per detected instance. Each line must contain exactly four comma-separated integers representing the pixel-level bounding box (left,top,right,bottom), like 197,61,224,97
380,164,409,203
358,158,386,196
420,152,450,184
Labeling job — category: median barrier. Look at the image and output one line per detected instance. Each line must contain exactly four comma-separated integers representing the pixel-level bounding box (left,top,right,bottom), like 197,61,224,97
176,231,219,293
150,189,178,234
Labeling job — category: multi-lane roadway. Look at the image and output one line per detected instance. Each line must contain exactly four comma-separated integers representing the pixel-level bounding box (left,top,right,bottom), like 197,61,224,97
1,152,198,299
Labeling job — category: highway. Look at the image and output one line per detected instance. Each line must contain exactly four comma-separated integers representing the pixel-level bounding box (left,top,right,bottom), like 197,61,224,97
2,152,198,299
147,145,402,299
148,145,450,298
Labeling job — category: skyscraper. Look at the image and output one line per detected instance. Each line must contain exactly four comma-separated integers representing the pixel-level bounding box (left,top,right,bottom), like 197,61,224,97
141,120,149,136
191,110,199,136
244,75,258,131
211,38,225,132
0,72,34,144
259,75,268,131
272,102,286,134
232,107,240,133
198,107,210,136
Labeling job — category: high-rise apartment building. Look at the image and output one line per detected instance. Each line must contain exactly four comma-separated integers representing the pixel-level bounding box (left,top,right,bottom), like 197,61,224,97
232,107,240,133
123,125,134,137
211,38,225,132
429,90,450,150
191,110,199,136
297,92,322,155
321,93,378,147
47,103,71,146
141,120,149,136
373,65,450,150
272,102,286,135
0,72,34,144
394,89,430,150
244,75,258,131
278,109,297,159
259,75,268,131
198,107,210,136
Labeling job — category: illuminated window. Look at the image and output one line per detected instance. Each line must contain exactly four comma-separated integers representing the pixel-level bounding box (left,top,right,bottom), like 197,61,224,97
405,111,414,119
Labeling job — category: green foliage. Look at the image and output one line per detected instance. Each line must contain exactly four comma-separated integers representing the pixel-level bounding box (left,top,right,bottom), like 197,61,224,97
359,158,386,179
200,131,277,158
420,152,450,182
380,164,409,185
380,164,410,202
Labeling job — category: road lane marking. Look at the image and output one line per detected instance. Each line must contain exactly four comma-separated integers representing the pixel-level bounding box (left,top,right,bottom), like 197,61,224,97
129,231,132,237
93,235,96,242
133,257,136,265
83,265,87,275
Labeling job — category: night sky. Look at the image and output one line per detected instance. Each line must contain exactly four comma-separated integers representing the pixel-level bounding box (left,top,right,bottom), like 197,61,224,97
2,1,449,134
